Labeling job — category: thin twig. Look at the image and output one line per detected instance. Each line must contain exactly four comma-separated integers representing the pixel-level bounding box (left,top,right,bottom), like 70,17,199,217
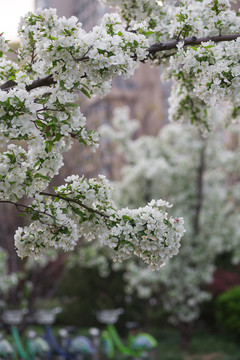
40,191,111,219
0,200,57,221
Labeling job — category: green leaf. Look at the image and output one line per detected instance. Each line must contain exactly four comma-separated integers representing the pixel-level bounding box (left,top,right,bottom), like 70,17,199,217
81,87,91,99
61,208,68,214
55,133,62,141
204,45,215,49
144,30,155,35
59,80,65,89
72,207,86,219
34,173,51,181
80,138,87,146
45,141,53,153
35,120,45,128
48,35,58,40
65,102,79,107
31,212,39,221
81,83,90,90
122,215,131,221
5,153,16,163
120,240,135,250
17,213,27,218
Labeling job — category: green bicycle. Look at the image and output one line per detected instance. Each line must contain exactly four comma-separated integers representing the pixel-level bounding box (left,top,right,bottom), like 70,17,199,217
2,309,50,360
96,309,157,359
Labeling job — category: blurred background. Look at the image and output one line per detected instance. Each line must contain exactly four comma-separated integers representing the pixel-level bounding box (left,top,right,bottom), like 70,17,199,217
1,1,240,359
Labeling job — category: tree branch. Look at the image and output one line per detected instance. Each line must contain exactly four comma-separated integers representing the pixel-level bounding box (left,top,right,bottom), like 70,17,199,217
26,75,56,91
148,34,240,54
40,191,111,219
0,193,112,223
0,75,56,92
0,200,57,221
1,33,239,93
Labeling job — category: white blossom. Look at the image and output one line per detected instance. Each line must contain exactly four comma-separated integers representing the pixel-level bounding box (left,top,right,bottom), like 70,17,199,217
1,1,240,271
100,106,240,324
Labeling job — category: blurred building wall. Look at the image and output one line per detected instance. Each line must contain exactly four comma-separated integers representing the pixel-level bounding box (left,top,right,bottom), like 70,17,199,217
35,0,108,31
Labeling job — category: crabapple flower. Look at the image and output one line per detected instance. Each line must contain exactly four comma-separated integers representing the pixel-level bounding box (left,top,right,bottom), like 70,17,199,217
14,175,185,269
2,0,240,266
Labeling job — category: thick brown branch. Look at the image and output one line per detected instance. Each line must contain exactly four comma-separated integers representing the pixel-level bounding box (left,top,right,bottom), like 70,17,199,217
0,80,16,90
40,191,111,219
148,34,240,54
0,75,56,92
26,75,56,91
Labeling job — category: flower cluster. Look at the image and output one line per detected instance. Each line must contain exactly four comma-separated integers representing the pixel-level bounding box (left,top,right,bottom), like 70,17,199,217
170,0,237,38
14,175,185,269
98,0,175,44
170,1,203,38
2,6,177,267
100,0,240,128
17,9,148,95
163,0,240,128
0,8,149,203
14,175,111,258
167,38,240,127
100,106,240,323
102,200,184,270
170,40,240,100
3,0,240,266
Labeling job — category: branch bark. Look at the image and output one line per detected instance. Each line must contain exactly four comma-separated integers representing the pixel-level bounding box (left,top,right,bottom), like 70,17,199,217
0,75,56,92
148,33,240,54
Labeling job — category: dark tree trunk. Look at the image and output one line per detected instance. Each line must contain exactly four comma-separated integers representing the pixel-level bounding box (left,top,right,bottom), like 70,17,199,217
179,322,194,350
